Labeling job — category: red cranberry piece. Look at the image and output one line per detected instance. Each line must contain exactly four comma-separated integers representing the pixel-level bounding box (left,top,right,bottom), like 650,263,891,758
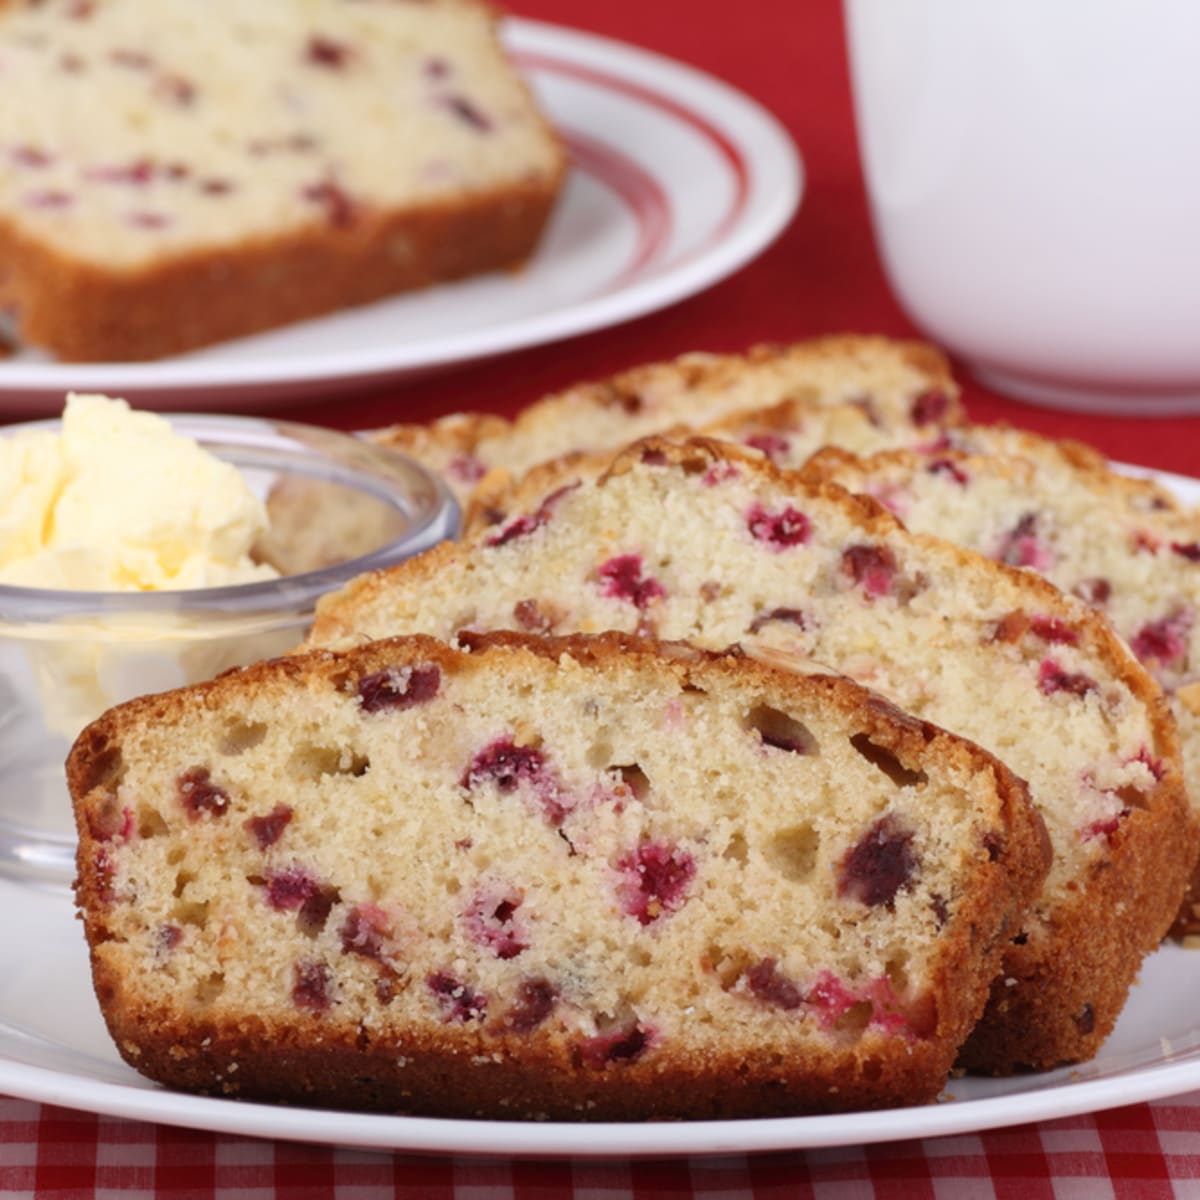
1132,747,1165,782
1172,542,1200,562
440,94,493,132
702,463,739,486
155,923,183,960
1131,530,1161,555
262,869,338,934
1131,608,1193,669
463,887,527,959
198,178,234,196
154,73,195,105
461,737,545,794
263,866,322,911
25,190,73,210
743,433,790,462
503,977,558,1033
616,840,695,925
1073,577,1112,607
747,503,810,550
427,972,487,1022
244,803,293,849
85,159,155,185
177,767,229,821
927,457,969,486
577,1023,652,1068
747,606,807,634
910,389,950,426
461,737,569,823
1037,658,1098,697
88,804,134,844
486,512,540,547
305,35,353,68
995,513,1052,570
485,484,578,547
1082,811,1127,843
12,144,53,168
744,958,804,1010
446,453,486,484
67,0,95,16
837,814,917,907
302,179,356,229
357,663,440,712
1028,616,1078,645
840,544,898,598
292,960,332,1012
423,56,451,79
596,554,666,609
805,970,860,1029
339,903,391,959
859,974,914,1035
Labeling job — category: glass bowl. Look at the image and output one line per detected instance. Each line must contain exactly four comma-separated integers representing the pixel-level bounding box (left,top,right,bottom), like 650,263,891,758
0,414,459,885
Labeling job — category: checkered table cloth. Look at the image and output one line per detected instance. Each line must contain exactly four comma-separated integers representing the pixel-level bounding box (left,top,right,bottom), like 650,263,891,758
4,1095,1200,1198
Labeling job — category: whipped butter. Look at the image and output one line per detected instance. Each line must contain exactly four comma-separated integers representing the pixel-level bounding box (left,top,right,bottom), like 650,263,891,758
0,396,290,741
0,394,278,590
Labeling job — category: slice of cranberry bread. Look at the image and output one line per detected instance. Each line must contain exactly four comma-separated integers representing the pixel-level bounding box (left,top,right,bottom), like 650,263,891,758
464,393,956,535
466,413,1193,541
69,632,1049,1119
309,437,1195,1073
935,424,1187,516
801,444,1200,932
0,0,565,360
374,335,962,507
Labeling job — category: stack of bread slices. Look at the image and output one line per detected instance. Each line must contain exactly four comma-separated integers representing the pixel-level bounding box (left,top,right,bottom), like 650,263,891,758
69,334,1199,1120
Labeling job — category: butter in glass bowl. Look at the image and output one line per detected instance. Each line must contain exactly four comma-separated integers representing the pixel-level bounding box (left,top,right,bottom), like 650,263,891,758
0,398,458,884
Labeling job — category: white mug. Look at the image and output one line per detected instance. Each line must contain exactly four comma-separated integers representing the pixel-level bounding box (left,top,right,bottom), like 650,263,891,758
845,1,1200,415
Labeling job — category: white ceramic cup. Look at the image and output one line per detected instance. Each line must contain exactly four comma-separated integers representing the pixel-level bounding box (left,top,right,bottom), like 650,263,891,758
845,1,1200,415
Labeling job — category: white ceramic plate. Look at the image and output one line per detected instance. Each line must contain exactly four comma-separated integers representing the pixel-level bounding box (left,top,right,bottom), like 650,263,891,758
0,19,801,412
2,461,1198,1159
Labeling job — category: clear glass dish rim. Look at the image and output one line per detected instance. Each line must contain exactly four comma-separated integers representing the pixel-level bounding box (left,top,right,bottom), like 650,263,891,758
0,412,459,618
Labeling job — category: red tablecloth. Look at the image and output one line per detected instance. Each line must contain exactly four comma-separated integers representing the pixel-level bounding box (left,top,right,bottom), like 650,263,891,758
3,1,1200,1196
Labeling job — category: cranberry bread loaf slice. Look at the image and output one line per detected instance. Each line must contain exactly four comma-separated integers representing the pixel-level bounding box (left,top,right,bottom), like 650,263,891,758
464,393,956,535
309,437,1195,1073
936,424,1187,517
374,335,962,507
70,632,1048,1119
801,445,1200,932
0,0,565,361
466,415,1189,536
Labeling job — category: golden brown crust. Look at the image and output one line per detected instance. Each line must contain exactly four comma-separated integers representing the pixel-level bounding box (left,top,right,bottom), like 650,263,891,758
0,176,562,361
72,632,1049,1118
